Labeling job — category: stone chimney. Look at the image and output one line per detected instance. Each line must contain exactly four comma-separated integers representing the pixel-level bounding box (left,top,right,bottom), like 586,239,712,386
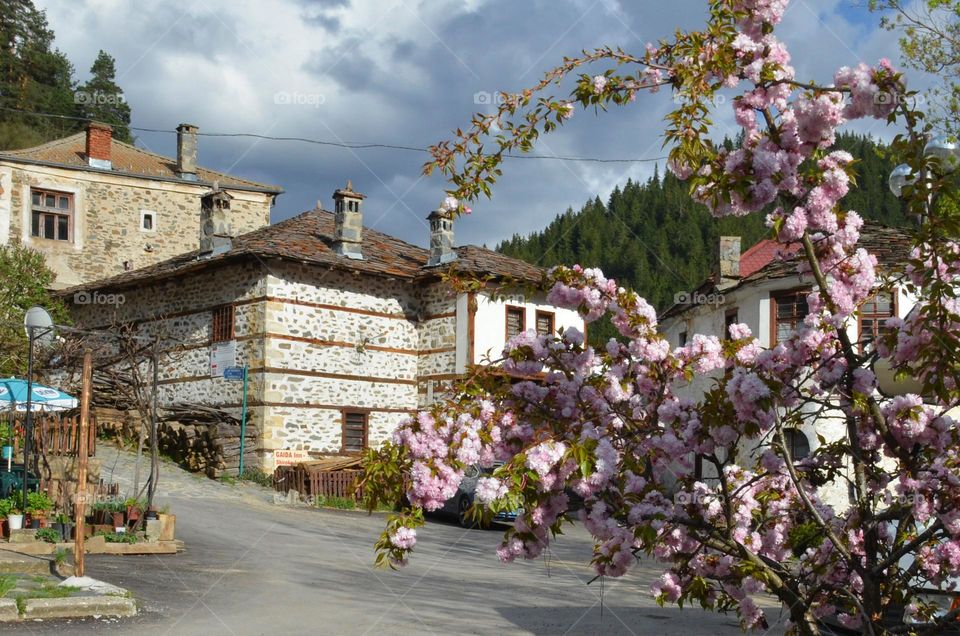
427,208,456,266
718,235,741,290
85,122,112,169
199,183,234,257
177,123,199,180
332,180,365,260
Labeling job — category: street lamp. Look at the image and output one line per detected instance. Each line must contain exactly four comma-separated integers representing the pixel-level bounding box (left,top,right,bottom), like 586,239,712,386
22,306,54,509
888,163,916,197
923,134,960,173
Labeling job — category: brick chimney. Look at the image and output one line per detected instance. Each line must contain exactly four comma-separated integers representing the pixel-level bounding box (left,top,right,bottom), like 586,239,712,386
332,180,364,260
427,208,456,266
85,122,112,169
718,235,741,290
176,123,199,180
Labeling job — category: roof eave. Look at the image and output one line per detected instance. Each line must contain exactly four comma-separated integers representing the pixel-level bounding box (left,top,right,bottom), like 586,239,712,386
0,155,284,195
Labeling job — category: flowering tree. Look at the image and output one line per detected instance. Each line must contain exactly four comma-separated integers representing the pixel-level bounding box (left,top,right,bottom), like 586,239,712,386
362,1,960,633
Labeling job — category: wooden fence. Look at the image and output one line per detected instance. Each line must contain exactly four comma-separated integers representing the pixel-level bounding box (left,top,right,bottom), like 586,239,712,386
0,412,97,458
273,465,364,501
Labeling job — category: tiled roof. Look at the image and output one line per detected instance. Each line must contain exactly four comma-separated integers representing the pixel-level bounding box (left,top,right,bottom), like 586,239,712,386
739,239,801,278
0,132,282,194
60,208,545,294
662,222,914,320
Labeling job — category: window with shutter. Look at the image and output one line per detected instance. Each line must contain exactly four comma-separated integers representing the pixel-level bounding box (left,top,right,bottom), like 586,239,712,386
535,310,555,337
342,411,368,454
505,306,525,340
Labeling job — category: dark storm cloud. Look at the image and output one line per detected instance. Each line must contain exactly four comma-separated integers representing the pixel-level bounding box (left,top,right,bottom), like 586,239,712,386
39,0,914,252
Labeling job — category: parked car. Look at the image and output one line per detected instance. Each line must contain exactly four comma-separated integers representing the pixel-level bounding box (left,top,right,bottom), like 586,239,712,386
440,464,520,528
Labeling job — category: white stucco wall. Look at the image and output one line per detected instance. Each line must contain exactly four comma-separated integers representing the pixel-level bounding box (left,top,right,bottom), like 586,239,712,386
470,291,584,367
660,275,917,511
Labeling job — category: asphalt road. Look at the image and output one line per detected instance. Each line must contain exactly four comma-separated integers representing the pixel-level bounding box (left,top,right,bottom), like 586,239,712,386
6,449,786,635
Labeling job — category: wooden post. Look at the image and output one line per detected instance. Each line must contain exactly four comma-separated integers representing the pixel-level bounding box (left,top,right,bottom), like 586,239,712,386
74,349,92,577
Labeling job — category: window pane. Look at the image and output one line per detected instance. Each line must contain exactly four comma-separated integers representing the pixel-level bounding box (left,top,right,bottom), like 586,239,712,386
31,211,40,237
57,215,69,241
143,214,153,230
32,192,40,206
45,194,55,207
58,196,69,209
777,323,793,342
43,214,54,238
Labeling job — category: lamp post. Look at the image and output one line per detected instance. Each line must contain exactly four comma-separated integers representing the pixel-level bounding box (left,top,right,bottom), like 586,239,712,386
22,307,54,509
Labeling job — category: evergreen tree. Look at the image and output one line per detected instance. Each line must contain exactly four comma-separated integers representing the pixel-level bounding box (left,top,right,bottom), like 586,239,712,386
498,133,908,346
75,50,132,143
0,2,134,149
0,0,79,148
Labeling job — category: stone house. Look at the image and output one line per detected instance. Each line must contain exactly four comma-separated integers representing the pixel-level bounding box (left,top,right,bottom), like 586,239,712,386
0,122,282,288
62,183,584,471
659,223,914,509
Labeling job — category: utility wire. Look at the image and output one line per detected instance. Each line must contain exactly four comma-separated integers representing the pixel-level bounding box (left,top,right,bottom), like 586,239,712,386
0,104,667,164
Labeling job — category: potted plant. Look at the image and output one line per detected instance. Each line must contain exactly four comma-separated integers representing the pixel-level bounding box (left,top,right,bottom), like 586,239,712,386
0,498,11,537
6,494,23,532
52,512,73,542
0,424,12,467
26,492,52,529
110,500,124,529
125,498,143,525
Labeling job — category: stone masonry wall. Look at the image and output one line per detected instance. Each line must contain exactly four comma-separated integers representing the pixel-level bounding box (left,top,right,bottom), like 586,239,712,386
67,260,268,427
0,163,272,288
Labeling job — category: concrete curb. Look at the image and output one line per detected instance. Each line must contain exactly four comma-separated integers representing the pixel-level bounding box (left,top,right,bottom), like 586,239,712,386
0,599,17,622
22,595,137,620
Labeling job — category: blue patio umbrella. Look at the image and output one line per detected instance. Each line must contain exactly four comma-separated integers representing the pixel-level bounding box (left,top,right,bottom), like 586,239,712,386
0,378,77,412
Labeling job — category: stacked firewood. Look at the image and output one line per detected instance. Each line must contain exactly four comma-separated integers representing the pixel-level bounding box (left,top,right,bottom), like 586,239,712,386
156,403,259,478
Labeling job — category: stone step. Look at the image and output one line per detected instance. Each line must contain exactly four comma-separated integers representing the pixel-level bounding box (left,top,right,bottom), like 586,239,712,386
0,551,50,575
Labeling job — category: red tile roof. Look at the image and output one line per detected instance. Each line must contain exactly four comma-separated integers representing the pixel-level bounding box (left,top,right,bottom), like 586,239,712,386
662,223,914,319
738,239,801,277
0,132,282,194
61,208,546,294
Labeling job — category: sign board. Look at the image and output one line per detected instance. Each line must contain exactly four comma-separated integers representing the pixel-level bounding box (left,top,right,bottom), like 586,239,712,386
209,341,236,378
223,366,246,381
273,449,311,466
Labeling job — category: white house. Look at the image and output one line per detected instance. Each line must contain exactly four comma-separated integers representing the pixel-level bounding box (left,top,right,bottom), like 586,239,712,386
61,182,583,471
660,224,914,509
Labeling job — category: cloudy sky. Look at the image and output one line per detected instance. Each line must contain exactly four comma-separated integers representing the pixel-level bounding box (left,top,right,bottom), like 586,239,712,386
40,0,912,250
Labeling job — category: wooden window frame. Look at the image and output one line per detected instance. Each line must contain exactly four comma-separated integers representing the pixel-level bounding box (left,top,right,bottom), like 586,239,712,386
340,409,369,455
211,304,236,343
857,289,897,353
784,428,810,461
30,188,74,242
505,305,526,340
769,287,811,345
535,310,555,337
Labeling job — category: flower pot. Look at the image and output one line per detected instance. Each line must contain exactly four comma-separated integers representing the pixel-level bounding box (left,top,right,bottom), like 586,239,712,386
29,518,39,530
111,512,124,528
126,506,141,524
0,518,6,538
59,522,73,542
7,514,23,531
158,513,176,541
